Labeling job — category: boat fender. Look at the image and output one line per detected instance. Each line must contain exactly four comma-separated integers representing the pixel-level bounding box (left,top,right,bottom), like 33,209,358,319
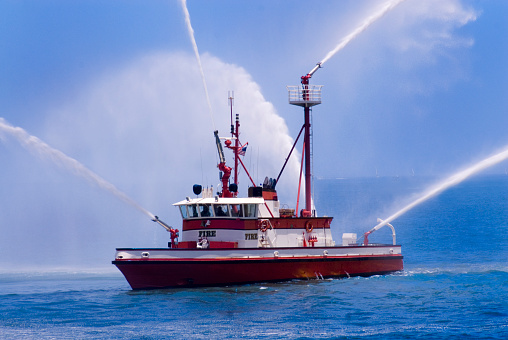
305,221,314,233
259,219,270,232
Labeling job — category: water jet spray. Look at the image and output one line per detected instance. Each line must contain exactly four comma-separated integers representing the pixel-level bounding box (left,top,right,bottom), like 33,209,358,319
365,146,508,238
0,117,156,222
318,0,405,67
180,0,215,131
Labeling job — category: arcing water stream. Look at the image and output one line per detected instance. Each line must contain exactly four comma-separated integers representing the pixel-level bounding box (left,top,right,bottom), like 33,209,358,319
297,0,508,236
368,146,508,234
319,0,405,67
0,118,156,221
180,0,216,130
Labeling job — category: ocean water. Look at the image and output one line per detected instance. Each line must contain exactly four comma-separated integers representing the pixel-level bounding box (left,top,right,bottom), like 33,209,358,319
1,175,507,339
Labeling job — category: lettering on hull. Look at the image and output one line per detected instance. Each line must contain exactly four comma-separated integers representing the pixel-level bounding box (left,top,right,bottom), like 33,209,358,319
245,233,258,240
198,230,216,238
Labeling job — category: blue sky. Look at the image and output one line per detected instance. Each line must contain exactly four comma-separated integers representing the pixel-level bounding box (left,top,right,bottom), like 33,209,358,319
2,1,507,176
0,0,507,268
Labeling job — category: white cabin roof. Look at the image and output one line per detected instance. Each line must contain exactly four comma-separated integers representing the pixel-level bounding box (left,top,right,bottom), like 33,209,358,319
173,197,265,206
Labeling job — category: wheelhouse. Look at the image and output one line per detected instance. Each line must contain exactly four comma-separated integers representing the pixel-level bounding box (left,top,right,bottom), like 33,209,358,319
174,197,269,220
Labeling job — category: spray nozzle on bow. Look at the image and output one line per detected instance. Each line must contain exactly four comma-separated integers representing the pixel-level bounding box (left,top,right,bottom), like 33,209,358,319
152,215,172,232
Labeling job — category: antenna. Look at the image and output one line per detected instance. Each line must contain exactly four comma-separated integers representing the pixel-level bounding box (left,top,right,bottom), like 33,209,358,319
228,91,234,134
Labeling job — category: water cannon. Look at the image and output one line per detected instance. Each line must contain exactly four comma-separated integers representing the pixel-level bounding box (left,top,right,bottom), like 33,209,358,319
152,215,172,232
363,218,397,246
213,130,233,198
301,62,322,84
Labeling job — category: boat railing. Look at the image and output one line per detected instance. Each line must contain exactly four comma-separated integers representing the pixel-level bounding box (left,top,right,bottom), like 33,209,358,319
287,85,323,107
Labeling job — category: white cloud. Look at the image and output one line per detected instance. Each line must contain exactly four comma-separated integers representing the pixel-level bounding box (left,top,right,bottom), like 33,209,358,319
392,0,477,54
45,51,301,217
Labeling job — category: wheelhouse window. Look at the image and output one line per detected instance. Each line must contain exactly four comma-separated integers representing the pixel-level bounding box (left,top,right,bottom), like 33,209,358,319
214,204,229,217
198,204,213,217
230,204,242,217
179,205,188,219
243,204,257,218
181,203,258,219
189,204,199,218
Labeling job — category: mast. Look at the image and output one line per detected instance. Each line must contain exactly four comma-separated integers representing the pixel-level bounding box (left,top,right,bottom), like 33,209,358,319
230,93,240,192
287,63,323,216
216,92,249,198
302,78,312,214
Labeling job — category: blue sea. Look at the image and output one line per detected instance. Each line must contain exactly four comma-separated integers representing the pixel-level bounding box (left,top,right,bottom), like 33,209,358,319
1,175,507,339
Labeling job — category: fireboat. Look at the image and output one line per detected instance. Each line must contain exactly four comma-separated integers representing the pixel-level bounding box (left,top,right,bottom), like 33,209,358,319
112,65,403,289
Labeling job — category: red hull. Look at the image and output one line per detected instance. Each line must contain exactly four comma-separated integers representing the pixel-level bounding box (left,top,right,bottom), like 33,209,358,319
113,254,403,289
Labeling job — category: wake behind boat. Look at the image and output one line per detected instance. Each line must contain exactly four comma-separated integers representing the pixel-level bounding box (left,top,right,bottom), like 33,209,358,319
112,68,403,289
